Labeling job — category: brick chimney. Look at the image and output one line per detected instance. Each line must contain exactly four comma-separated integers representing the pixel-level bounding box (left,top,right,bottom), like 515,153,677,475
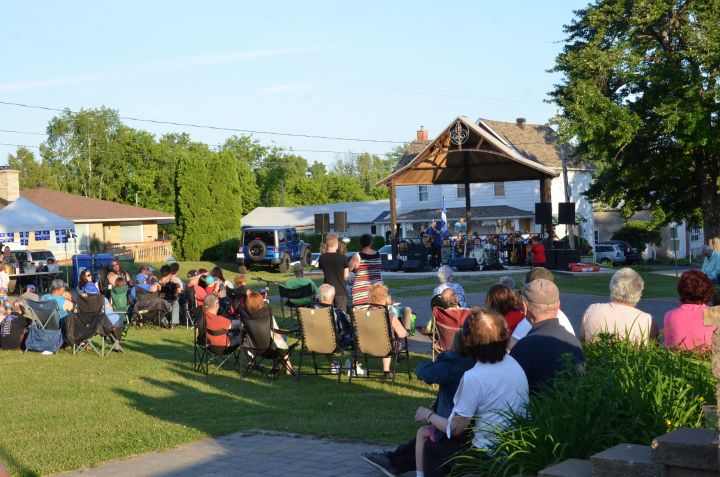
516,117,526,129
0,168,20,202
416,126,428,141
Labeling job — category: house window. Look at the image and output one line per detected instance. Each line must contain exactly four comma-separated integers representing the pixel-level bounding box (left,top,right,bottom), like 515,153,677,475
456,184,466,200
690,227,701,242
494,182,505,196
594,230,599,244
370,225,377,234
418,185,428,202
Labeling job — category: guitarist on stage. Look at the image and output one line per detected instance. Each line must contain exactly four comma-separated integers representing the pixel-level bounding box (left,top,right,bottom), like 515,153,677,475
425,220,442,269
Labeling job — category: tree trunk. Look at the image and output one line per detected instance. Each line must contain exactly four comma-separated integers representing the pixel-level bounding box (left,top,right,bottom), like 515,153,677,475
696,152,720,240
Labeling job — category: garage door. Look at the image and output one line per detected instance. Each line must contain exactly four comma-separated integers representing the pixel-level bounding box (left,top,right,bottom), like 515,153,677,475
119,223,143,243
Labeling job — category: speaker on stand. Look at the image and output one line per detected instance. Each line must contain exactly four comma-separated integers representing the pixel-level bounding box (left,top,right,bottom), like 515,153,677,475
334,211,347,232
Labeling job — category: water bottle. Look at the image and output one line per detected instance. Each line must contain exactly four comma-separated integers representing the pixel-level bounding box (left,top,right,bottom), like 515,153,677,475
408,314,417,335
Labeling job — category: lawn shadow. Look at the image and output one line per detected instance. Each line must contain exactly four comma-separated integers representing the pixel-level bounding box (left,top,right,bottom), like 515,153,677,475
0,444,38,477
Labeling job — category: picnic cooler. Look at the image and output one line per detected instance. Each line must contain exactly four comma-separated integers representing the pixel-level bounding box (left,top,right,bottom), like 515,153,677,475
568,263,601,273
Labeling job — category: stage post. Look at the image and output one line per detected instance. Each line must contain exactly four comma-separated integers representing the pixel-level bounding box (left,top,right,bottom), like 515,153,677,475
464,181,471,257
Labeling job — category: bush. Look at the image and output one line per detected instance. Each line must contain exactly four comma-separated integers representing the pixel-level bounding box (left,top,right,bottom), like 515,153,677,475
451,337,714,476
202,238,241,261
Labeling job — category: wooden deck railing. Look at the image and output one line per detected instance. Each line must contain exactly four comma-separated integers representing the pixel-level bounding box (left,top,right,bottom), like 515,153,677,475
106,241,173,263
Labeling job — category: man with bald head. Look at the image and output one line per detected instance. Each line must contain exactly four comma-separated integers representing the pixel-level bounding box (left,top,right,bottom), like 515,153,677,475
510,278,585,392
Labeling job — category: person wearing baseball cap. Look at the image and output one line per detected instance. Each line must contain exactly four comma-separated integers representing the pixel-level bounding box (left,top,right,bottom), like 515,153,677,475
510,267,576,347
509,279,585,392
187,270,206,307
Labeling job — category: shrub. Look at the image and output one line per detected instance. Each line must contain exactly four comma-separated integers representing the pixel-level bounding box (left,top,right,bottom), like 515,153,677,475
451,337,714,476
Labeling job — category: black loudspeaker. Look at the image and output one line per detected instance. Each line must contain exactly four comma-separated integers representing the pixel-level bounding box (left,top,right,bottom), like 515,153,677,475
535,203,552,225
383,258,403,271
402,259,423,272
547,249,581,270
334,211,347,232
455,257,479,271
482,263,505,271
558,202,576,224
314,213,330,234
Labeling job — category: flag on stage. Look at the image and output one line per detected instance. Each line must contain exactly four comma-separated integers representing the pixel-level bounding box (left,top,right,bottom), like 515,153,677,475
440,199,448,234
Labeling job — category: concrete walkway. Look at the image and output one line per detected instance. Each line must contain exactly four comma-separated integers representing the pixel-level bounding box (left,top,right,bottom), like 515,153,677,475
52,431,389,477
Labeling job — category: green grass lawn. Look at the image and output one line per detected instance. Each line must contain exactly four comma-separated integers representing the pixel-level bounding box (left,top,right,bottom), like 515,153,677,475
0,328,433,477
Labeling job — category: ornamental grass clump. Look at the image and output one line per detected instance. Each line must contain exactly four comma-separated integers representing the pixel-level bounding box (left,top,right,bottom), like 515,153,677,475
451,336,715,476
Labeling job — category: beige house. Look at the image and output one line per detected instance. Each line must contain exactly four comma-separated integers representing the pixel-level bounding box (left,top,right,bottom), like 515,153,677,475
0,168,174,259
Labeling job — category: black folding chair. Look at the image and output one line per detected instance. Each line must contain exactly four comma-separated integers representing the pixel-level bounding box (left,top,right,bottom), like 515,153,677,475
70,294,113,356
349,306,411,383
238,305,298,379
195,310,243,376
278,283,315,324
183,286,198,329
24,299,63,354
296,305,349,382
133,287,170,326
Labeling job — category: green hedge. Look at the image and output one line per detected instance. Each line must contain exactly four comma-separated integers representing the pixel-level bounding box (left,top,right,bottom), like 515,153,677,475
451,337,714,476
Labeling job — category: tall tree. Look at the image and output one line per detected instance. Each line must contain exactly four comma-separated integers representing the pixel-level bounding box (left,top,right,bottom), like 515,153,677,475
219,135,262,214
332,152,393,199
6,146,60,190
550,0,720,238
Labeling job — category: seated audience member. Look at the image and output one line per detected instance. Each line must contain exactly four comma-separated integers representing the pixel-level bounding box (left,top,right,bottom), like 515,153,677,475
18,284,40,312
0,302,29,350
78,269,100,295
498,276,517,290
45,258,60,273
663,270,717,351
486,284,525,334
368,283,410,377
204,276,219,295
414,308,529,477
580,268,657,344
203,294,242,347
187,270,207,307
233,274,250,296
424,288,464,335
42,279,74,323
510,279,585,392
198,268,209,289
510,268,575,349
433,266,467,308
107,259,131,288
701,245,720,284
316,284,359,374
211,266,233,294
132,265,159,301
245,291,292,373
362,331,475,475
159,264,183,328
284,263,318,306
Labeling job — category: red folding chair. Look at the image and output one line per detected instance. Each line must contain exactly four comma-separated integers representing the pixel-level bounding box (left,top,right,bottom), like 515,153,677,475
431,307,470,360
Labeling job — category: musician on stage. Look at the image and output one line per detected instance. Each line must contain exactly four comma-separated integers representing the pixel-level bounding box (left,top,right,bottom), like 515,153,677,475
453,217,467,237
425,220,442,269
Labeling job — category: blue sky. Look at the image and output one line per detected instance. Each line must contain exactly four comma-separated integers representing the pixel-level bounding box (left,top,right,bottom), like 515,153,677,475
0,0,587,166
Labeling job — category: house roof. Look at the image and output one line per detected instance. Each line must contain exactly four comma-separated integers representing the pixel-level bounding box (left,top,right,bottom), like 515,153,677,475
376,205,534,223
479,119,583,169
380,116,559,186
242,200,389,228
7,188,175,223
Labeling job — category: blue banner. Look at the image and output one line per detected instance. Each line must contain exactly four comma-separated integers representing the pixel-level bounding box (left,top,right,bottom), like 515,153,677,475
34,230,51,241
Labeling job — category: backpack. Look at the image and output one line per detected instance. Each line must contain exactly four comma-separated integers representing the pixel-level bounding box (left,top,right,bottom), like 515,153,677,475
334,309,354,349
0,314,28,350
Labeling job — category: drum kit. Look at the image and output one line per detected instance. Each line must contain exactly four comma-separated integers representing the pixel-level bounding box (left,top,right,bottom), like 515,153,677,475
455,233,534,268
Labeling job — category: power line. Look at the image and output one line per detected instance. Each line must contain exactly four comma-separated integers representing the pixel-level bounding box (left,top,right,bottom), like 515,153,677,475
0,100,407,144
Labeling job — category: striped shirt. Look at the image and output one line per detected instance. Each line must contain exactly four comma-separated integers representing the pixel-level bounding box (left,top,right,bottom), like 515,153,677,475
351,252,383,306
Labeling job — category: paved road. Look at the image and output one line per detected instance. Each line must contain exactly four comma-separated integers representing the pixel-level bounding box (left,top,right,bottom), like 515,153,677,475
51,431,391,477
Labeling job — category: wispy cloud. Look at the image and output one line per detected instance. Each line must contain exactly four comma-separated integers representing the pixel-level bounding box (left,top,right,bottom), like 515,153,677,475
0,48,317,93
256,83,308,96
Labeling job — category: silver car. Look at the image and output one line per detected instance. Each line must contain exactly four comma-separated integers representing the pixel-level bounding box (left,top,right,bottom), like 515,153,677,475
594,243,626,266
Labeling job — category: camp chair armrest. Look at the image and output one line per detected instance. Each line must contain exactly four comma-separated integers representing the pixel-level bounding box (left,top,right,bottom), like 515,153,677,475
273,327,295,335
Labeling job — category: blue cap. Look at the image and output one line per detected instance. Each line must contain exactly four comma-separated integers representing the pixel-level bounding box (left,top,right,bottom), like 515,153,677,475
83,282,100,295
135,273,148,284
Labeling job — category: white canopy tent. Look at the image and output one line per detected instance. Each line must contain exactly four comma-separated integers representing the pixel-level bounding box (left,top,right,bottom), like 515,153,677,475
0,196,74,233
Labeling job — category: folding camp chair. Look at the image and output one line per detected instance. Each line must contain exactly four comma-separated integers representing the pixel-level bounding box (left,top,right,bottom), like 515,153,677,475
24,299,64,354
195,310,243,376
430,294,446,310
278,283,315,324
225,286,247,316
192,306,207,371
70,294,113,356
110,285,131,332
183,285,198,329
431,307,470,360
133,287,170,326
296,306,349,382
349,306,410,383
238,305,298,379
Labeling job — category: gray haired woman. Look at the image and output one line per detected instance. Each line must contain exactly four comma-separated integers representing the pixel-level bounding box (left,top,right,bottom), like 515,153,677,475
579,267,658,343
433,265,467,308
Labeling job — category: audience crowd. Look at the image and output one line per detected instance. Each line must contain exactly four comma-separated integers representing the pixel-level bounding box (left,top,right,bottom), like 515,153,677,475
1,235,718,477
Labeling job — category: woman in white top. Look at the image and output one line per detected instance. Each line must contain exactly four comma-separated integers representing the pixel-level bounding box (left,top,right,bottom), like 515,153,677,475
414,308,529,477
580,267,658,344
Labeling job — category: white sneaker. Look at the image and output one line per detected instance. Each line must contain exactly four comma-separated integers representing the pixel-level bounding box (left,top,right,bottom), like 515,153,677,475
41,350,54,356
